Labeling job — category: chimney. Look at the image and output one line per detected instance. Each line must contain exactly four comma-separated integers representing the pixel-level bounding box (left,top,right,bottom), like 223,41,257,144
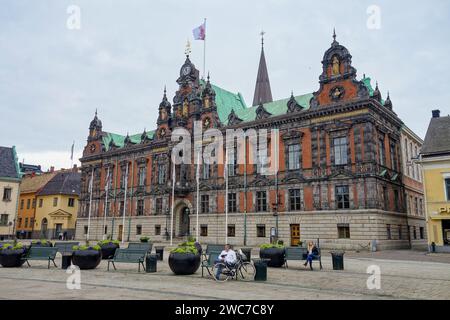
432,109,440,118
72,164,78,172
50,166,55,173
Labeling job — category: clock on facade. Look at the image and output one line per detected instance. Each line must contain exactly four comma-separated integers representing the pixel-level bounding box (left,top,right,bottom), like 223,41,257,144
90,144,96,153
181,65,191,76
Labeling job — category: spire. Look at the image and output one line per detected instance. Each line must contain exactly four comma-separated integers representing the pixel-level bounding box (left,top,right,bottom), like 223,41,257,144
252,31,273,107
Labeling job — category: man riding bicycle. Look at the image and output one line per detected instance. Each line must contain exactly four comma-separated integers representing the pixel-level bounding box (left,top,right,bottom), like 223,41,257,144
214,244,237,279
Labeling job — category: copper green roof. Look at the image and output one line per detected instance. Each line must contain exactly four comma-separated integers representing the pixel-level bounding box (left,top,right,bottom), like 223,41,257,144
199,80,247,123
362,76,384,104
102,131,155,151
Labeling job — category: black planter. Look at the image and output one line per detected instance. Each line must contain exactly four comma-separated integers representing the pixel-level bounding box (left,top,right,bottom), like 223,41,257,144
99,243,119,259
0,249,26,268
168,253,201,275
259,247,285,267
72,249,102,270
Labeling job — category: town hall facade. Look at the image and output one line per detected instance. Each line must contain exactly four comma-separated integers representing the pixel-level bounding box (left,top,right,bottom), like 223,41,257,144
76,33,426,250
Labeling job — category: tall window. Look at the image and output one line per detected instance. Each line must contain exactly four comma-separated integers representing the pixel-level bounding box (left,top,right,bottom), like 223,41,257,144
119,201,124,216
155,198,163,215
333,137,348,165
2,188,11,201
137,199,144,216
446,178,450,201
414,197,419,215
121,168,127,189
25,218,29,228
383,187,389,211
68,198,75,207
379,137,386,166
202,163,210,180
228,144,238,177
390,144,397,171
157,164,166,185
138,167,146,186
394,190,399,212
53,197,58,207
228,193,237,213
387,224,392,240
20,199,24,210
289,189,301,211
39,199,43,208
335,186,350,209
256,191,267,212
0,214,8,226
26,199,30,209
32,199,36,208
287,144,301,170
201,195,209,213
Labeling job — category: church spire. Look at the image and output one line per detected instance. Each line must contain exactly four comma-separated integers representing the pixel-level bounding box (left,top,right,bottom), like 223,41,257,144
252,31,273,107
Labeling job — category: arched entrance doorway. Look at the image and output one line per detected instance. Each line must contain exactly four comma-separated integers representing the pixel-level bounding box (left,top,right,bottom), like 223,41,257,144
173,199,193,237
179,207,190,236
41,218,48,239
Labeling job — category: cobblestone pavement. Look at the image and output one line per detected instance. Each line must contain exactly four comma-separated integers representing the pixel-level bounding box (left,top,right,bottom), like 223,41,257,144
0,250,449,300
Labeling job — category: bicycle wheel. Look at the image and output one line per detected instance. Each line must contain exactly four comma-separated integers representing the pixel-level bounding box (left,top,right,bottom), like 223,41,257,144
212,262,230,282
236,262,256,281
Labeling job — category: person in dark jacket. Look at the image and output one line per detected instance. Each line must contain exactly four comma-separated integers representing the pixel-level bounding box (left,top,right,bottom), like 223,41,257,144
304,241,319,270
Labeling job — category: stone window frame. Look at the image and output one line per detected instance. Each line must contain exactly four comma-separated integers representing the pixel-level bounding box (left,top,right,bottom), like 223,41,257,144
201,194,210,213
328,128,350,167
136,199,145,216
155,197,163,215
155,225,161,236
227,224,236,237
200,224,208,237
136,224,142,235
136,158,148,187
228,192,237,213
2,187,12,201
337,223,351,239
282,130,303,172
335,185,350,209
288,188,302,211
255,191,267,212
256,224,266,237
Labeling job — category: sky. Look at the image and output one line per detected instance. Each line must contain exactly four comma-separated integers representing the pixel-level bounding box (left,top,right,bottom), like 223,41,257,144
0,0,449,171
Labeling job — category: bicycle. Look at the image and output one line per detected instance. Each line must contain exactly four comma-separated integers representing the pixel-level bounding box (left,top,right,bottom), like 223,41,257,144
212,250,256,282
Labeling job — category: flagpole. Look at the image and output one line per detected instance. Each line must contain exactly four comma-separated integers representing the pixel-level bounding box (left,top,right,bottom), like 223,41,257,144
121,162,129,245
203,18,206,79
196,151,200,241
70,141,75,168
171,160,175,246
87,169,94,242
102,167,110,240
225,147,229,245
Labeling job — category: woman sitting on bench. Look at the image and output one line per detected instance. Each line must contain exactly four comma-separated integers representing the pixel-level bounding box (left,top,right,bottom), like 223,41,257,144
304,241,319,270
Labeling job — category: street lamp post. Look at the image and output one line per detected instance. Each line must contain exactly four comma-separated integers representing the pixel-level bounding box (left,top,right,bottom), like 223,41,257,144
272,202,279,243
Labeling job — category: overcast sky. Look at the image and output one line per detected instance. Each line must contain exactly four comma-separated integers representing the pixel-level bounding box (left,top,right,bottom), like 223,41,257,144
1,0,449,171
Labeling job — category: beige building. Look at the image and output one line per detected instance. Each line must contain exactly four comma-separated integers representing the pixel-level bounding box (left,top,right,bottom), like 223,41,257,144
33,169,80,239
0,146,21,239
419,110,450,252
400,126,427,249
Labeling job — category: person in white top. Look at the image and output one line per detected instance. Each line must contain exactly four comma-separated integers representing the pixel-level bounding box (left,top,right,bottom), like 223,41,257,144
214,244,237,279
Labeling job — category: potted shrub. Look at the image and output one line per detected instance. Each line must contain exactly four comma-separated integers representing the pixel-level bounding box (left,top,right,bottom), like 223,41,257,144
259,241,286,267
31,239,53,247
72,243,102,270
140,236,150,243
168,240,201,275
0,242,26,268
97,239,120,259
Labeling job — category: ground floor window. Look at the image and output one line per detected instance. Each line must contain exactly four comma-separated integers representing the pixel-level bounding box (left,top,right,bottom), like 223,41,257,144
335,185,350,209
337,223,350,239
398,225,402,240
387,224,391,240
257,224,266,238
200,225,208,237
227,224,235,237
104,225,108,235
228,193,237,213
155,225,161,236
84,225,88,235
413,226,417,240
420,227,424,240
136,225,142,235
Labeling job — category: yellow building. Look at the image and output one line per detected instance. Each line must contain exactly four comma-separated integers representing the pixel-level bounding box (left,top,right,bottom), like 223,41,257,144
419,110,450,252
0,146,21,239
33,169,80,240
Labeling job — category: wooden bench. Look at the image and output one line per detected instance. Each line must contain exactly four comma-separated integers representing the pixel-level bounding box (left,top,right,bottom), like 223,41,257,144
284,247,322,270
54,242,80,256
206,244,224,255
201,250,221,278
127,242,152,253
22,247,58,269
107,248,147,272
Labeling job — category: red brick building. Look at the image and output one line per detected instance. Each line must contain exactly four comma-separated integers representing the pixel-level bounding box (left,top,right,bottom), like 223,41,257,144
76,33,426,250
